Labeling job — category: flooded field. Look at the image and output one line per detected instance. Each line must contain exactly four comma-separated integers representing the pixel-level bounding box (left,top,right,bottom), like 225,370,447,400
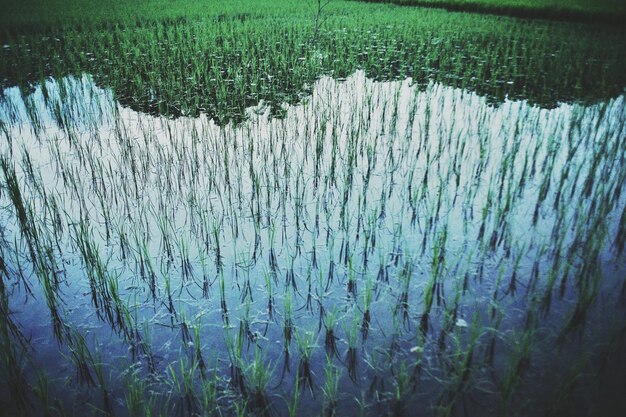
1,0,626,416
1,66,625,416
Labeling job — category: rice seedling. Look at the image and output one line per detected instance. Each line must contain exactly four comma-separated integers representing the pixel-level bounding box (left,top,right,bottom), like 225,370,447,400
285,367,301,417
395,259,413,330
295,329,317,395
168,357,200,417
361,274,373,340
435,313,483,417
225,325,247,394
0,294,31,414
65,330,96,387
32,371,65,417
239,300,258,350
283,290,294,350
124,366,160,417
322,355,340,417
219,271,229,325
91,348,114,417
389,360,412,417
324,307,340,358
345,309,361,383
37,265,67,344
497,323,535,414
191,322,207,379
198,364,222,417
244,347,275,416
0,2,624,415
264,271,276,322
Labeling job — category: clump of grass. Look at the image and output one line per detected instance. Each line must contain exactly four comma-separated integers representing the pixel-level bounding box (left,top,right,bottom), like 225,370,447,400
390,360,412,417
219,271,229,325
244,348,274,417
225,326,246,394
238,300,258,350
168,357,200,417
198,363,221,417
324,308,339,358
295,329,316,395
346,257,357,299
498,324,535,414
345,310,360,383
191,322,207,379
265,272,275,321
421,230,447,336
66,330,96,387
124,366,160,417
395,259,413,330
0,291,31,414
33,371,64,417
285,368,301,417
361,274,373,340
91,348,114,417
322,355,340,417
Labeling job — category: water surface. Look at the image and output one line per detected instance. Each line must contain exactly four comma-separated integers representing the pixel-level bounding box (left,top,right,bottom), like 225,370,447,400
1,71,625,416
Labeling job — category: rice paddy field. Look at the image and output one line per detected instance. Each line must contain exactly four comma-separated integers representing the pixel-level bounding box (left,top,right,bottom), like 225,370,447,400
1,1,625,416
359,0,626,23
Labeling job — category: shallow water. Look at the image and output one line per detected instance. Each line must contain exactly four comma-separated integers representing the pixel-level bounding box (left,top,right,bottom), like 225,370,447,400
1,71,625,416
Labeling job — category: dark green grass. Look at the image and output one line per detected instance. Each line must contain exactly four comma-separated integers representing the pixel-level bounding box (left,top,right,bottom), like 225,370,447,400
1,0,624,125
355,0,626,24
1,0,624,32
0,0,311,35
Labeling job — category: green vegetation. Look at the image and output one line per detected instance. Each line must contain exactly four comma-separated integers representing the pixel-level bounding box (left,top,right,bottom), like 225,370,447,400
1,0,625,124
2,0,624,32
360,0,626,22
0,1,625,416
